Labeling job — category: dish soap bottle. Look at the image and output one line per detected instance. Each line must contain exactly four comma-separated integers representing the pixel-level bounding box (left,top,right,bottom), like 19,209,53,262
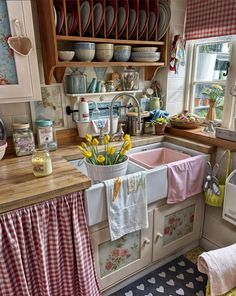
79,97,89,122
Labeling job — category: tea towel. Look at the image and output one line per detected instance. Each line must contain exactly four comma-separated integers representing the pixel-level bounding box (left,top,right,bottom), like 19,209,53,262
104,172,148,241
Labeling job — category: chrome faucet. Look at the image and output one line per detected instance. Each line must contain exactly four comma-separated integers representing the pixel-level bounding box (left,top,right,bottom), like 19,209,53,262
109,93,141,140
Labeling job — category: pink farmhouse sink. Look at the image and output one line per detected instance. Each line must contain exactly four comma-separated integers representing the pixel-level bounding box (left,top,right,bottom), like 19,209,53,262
129,147,190,169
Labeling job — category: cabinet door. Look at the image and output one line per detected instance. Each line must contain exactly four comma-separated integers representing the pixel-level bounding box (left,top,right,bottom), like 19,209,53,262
153,195,204,262
91,211,153,291
0,0,40,103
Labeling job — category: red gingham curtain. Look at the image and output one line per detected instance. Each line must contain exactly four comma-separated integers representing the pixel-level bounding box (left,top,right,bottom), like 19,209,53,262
0,192,100,296
185,0,236,40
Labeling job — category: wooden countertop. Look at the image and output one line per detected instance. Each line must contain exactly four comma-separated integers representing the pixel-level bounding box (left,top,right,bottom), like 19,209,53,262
0,134,215,214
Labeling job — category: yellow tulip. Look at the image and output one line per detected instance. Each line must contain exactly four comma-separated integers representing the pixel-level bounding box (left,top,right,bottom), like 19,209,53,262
97,155,105,163
120,148,126,156
107,146,116,155
81,142,87,149
85,134,92,142
77,145,85,152
123,140,132,150
213,84,223,90
103,134,110,145
92,138,99,146
123,134,131,142
82,151,92,158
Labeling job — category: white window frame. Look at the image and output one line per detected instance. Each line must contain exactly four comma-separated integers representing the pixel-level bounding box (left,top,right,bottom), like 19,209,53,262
184,36,236,129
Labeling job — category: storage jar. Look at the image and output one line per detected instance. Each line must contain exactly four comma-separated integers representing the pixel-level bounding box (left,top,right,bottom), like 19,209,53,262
122,67,139,90
32,148,52,177
12,123,35,156
65,69,87,94
36,119,57,151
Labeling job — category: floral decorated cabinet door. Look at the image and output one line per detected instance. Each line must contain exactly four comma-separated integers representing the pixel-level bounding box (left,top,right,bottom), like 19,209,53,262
0,0,18,85
153,196,204,262
91,211,153,291
0,1,40,102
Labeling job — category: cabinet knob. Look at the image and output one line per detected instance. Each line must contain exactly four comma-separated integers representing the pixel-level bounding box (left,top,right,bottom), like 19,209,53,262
143,239,151,245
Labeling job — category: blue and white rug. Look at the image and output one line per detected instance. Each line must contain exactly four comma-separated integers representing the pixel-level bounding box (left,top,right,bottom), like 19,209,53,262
110,255,208,296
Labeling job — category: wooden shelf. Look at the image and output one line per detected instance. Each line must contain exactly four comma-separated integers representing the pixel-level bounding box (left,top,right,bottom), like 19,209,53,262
56,35,165,46
36,0,169,85
56,61,165,67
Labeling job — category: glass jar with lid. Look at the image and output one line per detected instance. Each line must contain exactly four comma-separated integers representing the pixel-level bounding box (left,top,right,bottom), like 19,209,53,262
122,67,139,91
12,123,35,156
36,119,57,151
32,148,52,177
105,80,115,92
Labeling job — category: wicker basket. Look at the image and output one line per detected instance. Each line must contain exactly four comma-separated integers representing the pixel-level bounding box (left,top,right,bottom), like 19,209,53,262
154,123,166,135
170,120,200,129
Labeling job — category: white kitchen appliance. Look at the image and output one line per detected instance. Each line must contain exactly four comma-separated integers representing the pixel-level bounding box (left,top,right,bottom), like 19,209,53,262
223,169,236,225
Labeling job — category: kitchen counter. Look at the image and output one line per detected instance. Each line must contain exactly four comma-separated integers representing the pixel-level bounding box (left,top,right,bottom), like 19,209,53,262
0,134,215,214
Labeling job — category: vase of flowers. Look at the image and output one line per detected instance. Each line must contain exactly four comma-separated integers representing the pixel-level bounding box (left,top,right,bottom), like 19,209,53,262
77,134,132,182
201,84,223,121
151,117,167,135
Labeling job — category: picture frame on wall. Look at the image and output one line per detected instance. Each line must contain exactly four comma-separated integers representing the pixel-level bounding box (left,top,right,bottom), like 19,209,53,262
30,84,68,130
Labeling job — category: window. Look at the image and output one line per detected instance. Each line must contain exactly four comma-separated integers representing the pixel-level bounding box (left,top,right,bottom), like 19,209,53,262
185,36,236,128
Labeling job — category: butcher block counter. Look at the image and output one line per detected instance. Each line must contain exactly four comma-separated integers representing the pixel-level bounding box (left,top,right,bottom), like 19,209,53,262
0,134,215,214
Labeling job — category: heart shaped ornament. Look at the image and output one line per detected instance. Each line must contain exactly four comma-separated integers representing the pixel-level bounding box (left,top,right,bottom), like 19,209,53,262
8,36,32,56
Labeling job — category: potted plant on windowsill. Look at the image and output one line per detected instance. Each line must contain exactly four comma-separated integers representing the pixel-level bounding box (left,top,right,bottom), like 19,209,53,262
151,117,167,135
77,134,132,182
201,84,223,121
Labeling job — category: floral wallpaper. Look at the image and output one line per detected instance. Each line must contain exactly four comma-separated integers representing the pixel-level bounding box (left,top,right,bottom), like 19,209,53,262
99,231,140,277
0,0,18,85
163,205,195,246
32,85,65,128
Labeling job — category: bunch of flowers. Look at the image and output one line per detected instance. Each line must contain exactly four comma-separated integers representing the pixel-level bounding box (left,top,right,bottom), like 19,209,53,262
151,117,167,126
201,84,223,102
77,133,132,165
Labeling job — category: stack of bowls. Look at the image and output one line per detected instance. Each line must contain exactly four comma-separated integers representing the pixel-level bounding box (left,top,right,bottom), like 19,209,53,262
113,45,131,62
95,43,114,62
74,42,95,61
131,47,161,62
0,140,7,160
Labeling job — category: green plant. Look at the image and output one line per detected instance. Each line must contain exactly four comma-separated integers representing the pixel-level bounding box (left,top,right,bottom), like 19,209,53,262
151,117,167,125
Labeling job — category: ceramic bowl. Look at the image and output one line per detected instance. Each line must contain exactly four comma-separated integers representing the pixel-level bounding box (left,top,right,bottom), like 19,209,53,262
74,42,95,61
113,45,131,62
132,47,158,52
95,43,114,61
0,140,7,160
58,50,75,61
131,51,161,62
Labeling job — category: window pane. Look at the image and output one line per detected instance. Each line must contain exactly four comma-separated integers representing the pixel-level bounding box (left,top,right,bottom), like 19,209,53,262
195,42,230,82
193,83,225,120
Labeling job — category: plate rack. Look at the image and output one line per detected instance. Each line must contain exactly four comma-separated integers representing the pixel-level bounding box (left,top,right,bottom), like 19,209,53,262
36,0,170,84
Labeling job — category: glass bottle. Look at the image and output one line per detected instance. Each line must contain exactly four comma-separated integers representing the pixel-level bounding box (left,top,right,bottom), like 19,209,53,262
106,80,115,92
12,123,35,156
122,67,139,91
32,148,52,177
36,119,57,151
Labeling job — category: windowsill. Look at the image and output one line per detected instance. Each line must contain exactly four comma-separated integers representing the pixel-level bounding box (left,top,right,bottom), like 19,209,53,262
166,126,236,151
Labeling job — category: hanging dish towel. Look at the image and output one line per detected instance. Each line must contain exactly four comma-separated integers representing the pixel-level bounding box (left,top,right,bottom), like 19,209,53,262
91,118,109,134
198,243,236,296
104,172,148,241
167,155,205,204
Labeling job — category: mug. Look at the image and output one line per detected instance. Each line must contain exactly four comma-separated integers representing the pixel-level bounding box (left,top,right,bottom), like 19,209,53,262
150,97,163,110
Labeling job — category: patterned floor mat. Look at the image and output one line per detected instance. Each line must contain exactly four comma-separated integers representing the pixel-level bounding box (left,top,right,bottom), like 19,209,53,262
109,255,208,296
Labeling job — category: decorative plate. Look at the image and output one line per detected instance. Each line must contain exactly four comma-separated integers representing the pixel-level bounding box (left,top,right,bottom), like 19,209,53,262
157,0,171,40
80,0,91,34
117,0,129,37
148,0,158,39
94,2,104,36
128,0,138,38
106,0,117,37
138,0,149,38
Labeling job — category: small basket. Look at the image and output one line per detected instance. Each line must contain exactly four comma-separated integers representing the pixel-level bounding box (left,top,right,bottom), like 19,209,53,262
154,123,166,135
170,120,200,129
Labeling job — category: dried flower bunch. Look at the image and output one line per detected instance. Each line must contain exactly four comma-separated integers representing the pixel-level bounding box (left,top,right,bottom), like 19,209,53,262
151,117,167,125
201,84,223,102
78,134,132,165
